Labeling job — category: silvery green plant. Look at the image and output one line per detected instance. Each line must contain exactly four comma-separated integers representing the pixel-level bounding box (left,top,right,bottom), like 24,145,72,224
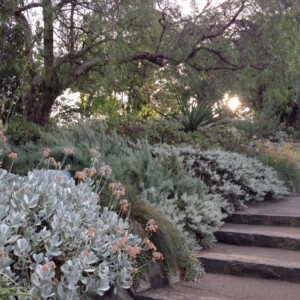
0,169,141,299
152,145,289,210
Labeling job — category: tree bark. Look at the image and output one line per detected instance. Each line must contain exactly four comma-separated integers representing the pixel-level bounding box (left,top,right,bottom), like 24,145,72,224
22,86,60,125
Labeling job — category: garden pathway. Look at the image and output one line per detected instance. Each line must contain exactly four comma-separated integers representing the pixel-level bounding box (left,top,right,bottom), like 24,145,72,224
136,196,300,300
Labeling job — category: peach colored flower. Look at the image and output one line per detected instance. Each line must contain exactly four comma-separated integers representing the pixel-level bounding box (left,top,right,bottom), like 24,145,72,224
43,148,51,157
145,219,158,232
7,152,17,159
152,252,164,262
41,264,49,271
88,228,96,239
119,199,129,211
63,147,74,155
74,171,87,181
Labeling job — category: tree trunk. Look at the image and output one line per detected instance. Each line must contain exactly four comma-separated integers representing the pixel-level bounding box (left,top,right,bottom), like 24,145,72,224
22,85,59,126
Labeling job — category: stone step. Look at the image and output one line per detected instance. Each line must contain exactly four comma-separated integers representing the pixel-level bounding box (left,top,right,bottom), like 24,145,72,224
215,223,300,250
226,213,300,227
135,274,300,300
198,243,300,283
226,196,300,227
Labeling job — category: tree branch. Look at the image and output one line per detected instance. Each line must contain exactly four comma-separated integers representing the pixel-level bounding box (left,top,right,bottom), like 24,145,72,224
15,3,42,14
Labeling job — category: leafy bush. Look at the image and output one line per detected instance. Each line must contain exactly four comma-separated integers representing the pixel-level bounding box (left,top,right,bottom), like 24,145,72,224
163,146,289,210
106,116,212,148
198,126,249,153
0,169,143,299
106,116,249,152
6,115,41,145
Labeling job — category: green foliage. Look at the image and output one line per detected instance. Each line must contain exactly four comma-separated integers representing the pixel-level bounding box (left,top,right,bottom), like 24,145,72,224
6,115,41,145
254,141,300,192
261,156,300,192
131,251,154,282
173,97,230,132
198,127,249,153
106,116,213,148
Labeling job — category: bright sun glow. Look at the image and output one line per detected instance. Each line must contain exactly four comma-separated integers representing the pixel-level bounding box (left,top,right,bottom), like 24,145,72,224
227,96,241,111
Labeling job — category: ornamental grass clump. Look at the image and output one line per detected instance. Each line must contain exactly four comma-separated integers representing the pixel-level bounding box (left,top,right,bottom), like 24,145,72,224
0,155,163,299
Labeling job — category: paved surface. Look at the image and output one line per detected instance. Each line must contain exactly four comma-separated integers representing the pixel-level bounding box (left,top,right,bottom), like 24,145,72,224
235,196,300,216
136,273,300,300
219,223,300,237
198,243,300,267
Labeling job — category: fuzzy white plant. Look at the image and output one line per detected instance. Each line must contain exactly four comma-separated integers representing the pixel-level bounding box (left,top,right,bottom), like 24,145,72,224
152,145,289,210
0,169,142,299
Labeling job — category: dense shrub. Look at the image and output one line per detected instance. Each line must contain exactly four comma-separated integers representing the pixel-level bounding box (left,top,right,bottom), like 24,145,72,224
0,169,143,299
197,127,249,153
106,116,212,148
6,115,41,145
106,116,249,152
157,145,289,210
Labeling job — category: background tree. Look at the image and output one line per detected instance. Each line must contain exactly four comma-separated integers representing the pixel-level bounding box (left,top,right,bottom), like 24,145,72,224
228,0,300,127
0,13,24,124
1,0,272,126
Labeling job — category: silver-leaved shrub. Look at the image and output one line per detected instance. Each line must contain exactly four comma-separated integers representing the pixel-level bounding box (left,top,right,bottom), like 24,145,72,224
0,169,141,299
152,145,289,211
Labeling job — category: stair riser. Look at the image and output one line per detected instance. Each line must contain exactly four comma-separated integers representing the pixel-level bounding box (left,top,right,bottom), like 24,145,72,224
215,231,300,251
226,214,300,227
199,257,300,283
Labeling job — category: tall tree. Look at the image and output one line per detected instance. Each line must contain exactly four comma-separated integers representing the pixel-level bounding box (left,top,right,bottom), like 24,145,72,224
228,0,300,127
1,0,274,125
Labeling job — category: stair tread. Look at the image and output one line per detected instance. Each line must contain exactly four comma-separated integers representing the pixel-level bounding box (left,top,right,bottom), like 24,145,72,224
233,196,300,217
218,223,300,238
198,243,300,268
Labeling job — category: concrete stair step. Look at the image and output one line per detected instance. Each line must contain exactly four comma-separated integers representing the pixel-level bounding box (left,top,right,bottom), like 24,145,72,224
215,223,300,250
226,213,300,227
226,196,300,227
198,243,300,283
135,274,300,300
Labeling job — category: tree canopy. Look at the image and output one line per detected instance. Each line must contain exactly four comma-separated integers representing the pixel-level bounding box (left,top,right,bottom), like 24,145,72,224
0,0,298,125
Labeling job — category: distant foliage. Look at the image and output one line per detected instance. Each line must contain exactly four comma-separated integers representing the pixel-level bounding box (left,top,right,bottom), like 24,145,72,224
256,141,300,191
0,169,142,299
6,115,41,145
106,116,249,152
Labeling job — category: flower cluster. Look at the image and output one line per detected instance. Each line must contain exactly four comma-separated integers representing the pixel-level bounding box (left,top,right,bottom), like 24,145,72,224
43,148,51,158
143,239,157,251
152,252,164,263
7,152,17,159
99,165,112,176
63,147,74,155
145,219,158,232
83,167,97,176
109,182,126,199
0,131,7,142
119,199,129,212
74,171,87,181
